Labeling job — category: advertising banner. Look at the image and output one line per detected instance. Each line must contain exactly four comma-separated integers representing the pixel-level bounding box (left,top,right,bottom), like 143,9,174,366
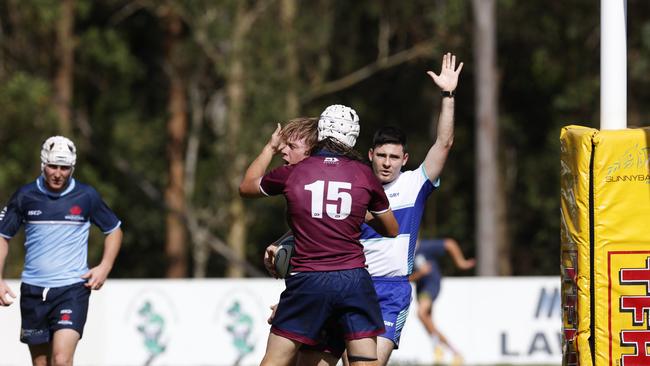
0,277,560,366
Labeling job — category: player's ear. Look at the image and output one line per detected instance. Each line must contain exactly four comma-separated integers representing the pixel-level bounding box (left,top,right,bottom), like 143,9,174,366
402,152,409,166
368,148,374,161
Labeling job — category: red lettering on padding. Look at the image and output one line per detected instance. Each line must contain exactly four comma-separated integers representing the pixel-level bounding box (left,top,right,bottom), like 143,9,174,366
620,259,650,294
621,296,650,325
621,330,650,366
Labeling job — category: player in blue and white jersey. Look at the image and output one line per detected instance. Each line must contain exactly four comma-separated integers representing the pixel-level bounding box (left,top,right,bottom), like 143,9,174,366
359,52,463,366
0,136,123,366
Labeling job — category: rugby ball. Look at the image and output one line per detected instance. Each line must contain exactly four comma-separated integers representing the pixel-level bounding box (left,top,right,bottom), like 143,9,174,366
275,236,295,278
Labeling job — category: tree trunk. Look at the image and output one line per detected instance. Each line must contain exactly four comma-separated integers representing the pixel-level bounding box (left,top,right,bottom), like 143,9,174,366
281,0,299,116
163,11,188,278
225,3,248,278
187,78,210,278
0,15,5,79
54,0,74,136
473,0,509,276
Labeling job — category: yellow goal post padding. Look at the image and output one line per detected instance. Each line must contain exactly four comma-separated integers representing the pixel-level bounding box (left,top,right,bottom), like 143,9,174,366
561,126,650,366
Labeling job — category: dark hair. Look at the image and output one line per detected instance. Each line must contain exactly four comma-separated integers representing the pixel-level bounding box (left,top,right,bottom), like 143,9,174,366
372,126,407,151
313,137,365,162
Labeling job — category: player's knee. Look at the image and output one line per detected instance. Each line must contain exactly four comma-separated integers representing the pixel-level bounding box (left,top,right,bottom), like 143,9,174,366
51,352,73,366
348,354,378,366
417,306,430,319
260,356,277,366
31,357,49,366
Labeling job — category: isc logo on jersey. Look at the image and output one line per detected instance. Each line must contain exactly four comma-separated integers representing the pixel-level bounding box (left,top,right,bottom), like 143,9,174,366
27,210,42,216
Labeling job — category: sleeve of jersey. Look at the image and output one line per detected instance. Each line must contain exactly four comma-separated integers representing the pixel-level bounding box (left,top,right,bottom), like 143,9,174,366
89,188,122,234
259,165,292,196
0,191,23,239
419,163,441,189
367,172,391,214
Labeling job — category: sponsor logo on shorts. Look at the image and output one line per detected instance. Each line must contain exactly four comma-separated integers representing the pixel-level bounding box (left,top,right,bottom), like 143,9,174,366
58,309,73,325
384,320,394,328
27,210,42,216
21,328,47,338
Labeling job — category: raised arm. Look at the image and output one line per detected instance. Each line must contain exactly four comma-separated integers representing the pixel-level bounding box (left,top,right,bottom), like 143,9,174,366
239,124,284,198
422,52,463,181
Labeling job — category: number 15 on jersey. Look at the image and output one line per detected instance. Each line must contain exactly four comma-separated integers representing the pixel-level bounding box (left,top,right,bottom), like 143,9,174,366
304,180,352,220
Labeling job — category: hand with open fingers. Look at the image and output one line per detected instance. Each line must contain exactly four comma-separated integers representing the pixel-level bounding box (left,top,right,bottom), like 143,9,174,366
0,280,16,306
81,263,111,290
267,123,285,154
427,52,464,93
264,244,279,278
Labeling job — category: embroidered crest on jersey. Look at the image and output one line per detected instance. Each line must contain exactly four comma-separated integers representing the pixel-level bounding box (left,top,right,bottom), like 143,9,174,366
65,205,84,221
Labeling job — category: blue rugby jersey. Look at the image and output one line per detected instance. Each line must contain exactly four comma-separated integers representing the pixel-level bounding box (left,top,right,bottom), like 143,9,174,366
0,176,121,287
414,238,446,288
360,164,439,277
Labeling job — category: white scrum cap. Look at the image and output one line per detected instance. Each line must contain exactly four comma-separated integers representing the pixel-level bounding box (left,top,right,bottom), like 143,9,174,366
41,136,76,171
318,104,360,147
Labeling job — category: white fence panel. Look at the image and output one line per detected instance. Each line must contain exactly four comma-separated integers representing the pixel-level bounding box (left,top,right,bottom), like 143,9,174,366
0,277,560,365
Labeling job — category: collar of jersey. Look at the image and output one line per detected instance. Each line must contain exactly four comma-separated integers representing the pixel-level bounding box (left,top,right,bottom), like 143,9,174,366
313,149,340,157
36,176,76,198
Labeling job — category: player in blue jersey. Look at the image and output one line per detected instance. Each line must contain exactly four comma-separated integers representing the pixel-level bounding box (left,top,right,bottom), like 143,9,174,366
357,52,462,366
0,136,123,366
410,238,475,362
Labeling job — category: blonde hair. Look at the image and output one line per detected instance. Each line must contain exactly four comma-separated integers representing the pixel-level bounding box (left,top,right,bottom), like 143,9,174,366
280,117,319,154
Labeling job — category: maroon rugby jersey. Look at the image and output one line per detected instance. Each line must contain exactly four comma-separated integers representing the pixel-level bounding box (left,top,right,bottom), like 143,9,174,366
260,152,390,272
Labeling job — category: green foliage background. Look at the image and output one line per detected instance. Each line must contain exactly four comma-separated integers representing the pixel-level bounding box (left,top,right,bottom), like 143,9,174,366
1,0,649,278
